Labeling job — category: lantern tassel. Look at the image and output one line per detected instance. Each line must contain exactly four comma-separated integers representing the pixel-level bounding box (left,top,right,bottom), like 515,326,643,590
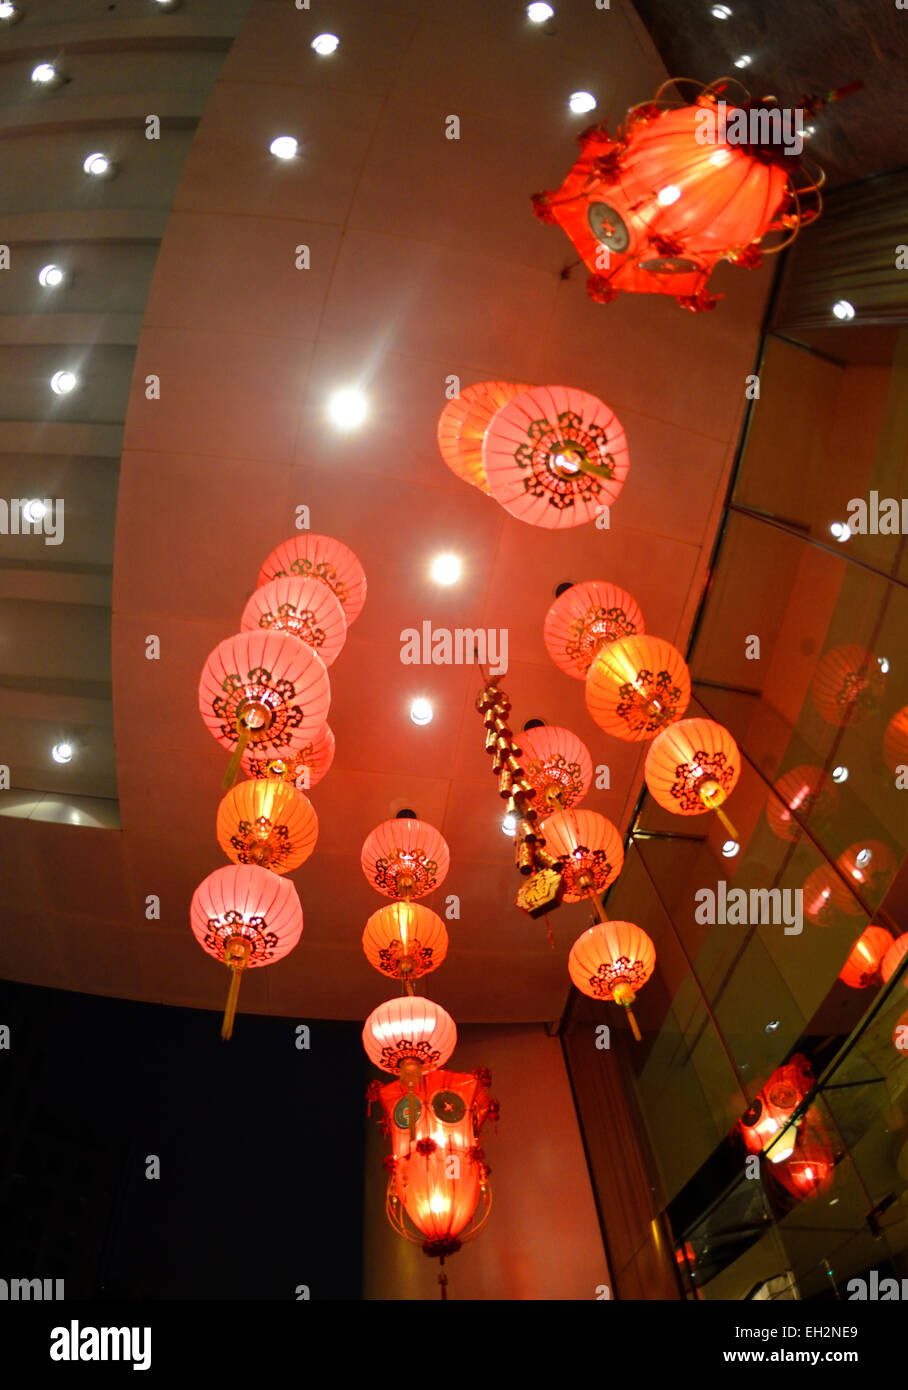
713,804,739,842
439,1258,448,1302
222,722,252,791
221,963,244,1041
587,888,609,925
625,1005,642,1043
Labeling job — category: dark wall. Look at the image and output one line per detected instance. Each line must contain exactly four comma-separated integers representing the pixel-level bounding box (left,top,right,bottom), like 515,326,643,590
0,980,366,1300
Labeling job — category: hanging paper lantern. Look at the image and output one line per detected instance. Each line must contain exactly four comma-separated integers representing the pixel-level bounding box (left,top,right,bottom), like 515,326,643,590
361,817,450,901
803,864,859,926
436,380,532,494
215,778,318,873
531,81,824,311
376,1067,494,1262
520,724,593,812
362,901,449,983
541,809,624,902
363,996,457,1075
544,579,645,680
241,575,347,668
645,717,741,838
190,863,303,1039
831,840,898,909
585,634,690,741
811,644,886,725
769,1112,834,1202
242,723,335,790
739,1055,813,1157
839,925,894,989
765,764,839,841
568,920,655,1040
881,935,908,988
258,533,367,626
482,385,629,530
198,631,330,771
883,706,908,777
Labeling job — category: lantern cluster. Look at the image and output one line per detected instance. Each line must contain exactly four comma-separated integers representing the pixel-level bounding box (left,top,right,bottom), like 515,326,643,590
437,381,629,529
191,533,366,1038
360,815,499,1279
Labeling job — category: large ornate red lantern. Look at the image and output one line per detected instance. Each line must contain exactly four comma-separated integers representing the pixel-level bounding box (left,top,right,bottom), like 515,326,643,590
482,385,629,529
363,996,457,1079
520,724,592,812
532,79,826,312
811,644,886,725
540,809,624,904
765,764,839,841
190,863,303,1039
645,717,741,838
883,706,908,776
257,533,367,626
568,919,655,1040
215,778,318,873
362,901,449,985
585,634,690,741
242,723,335,790
839,925,893,989
436,380,531,494
361,817,450,901
241,575,347,667
544,579,645,680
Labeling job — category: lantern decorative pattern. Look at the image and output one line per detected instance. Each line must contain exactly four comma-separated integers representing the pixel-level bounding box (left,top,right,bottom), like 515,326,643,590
531,79,827,311
544,579,645,680
482,385,630,530
361,817,450,901
198,630,330,758
811,644,886,725
362,902,449,982
242,723,336,789
215,778,318,873
437,380,532,494
363,996,457,1075
883,706,908,776
520,724,593,812
839,925,894,989
645,717,741,838
568,919,655,1039
765,764,839,841
241,575,347,667
541,809,624,903
257,533,367,626
585,634,690,741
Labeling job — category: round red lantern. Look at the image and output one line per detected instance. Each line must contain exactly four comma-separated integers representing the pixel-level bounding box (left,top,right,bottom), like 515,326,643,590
881,935,908,989
585,634,690,741
363,996,457,1076
803,864,858,926
839,925,894,989
811,644,886,725
520,724,592,812
568,920,655,1040
832,840,897,909
242,723,335,790
257,533,367,626
544,579,645,680
739,1055,813,1157
770,1113,834,1202
436,380,531,494
482,385,629,529
362,902,449,984
765,764,839,842
883,705,908,776
190,863,303,1039
540,808,624,903
361,817,450,901
241,575,347,667
216,778,318,873
645,717,741,837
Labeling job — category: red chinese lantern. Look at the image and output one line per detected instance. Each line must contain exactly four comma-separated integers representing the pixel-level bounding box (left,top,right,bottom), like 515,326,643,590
811,644,886,725
241,575,347,668
883,705,908,776
436,380,531,494
803,864,859,926
362,901,449,985
198,631,331,785
585,634,690,741
190,863,303,1039
361,817,450,901
544,579,645,680
375,1067,494,1272
363,996,457,1079
540,809,624,903
645,717,741,839
531,80,825,311
568,920,655,1041
520,724,593,812
765,764,839,841
242,723,335,790
881,935,908,988
770,1112,834,1202
216,778,318,873
832,840,898,909
482,385,629,529
839,925,894,989
739,1055,813,1157
258,533,367,626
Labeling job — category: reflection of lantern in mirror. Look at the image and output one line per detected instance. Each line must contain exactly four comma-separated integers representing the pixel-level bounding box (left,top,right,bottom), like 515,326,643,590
544,579,645,680
257,533,367,626
241,575,347,667
881,935,908,989
883,706,908,777
739,1055,813,1159
568,919,655,1041
839,925,894,989
585,634,690,741
832,840,897,908
215,778,318,873
541,809,624,904
803,864,860,925
770,1111,834,1202
362,902,449,986
242,723,335,789
437,380,532,493
645,717,741,839
765,765,839,841
361,817,450,901
520,724,593,812
811,644,886,725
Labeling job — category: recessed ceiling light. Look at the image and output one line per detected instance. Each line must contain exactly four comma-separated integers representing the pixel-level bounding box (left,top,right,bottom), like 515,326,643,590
431,553,461,585
269,135,298,160
855,847,872,868
23,499,47,523
805,124,816,137
569,91,597,115
52,741,73,763
311,33,339,54
153,0,182,8
710,3,732,16
829,1197,839,1206
722,839,740,858
0,2,21,20
764,1019,781,1033
50,370,77,394
878,656,890,674
831,765,849,784
410,697,433,726
502,811,518,835
38,263,65,287
733,55,752,69
658,184,682,206
83,152,115,178
327,387,368,430
829,521,850,542
527,2,554,20
32,62,60,85
832,299,855,320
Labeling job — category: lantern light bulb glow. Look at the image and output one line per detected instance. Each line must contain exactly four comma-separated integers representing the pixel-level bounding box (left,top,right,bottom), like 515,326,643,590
657,184,681,206
502,812,517,835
